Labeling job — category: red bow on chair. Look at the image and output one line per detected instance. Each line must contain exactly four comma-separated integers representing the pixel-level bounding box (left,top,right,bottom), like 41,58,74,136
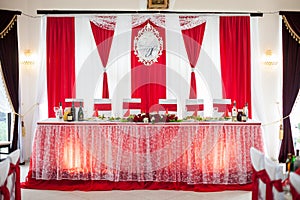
8,160,21,200
0,181,10,200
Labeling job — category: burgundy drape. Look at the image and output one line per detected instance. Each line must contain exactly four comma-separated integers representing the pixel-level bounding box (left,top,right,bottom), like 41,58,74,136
181,21,206,99
47,17,75,117
131,20,166,113
278,12,300,162
90,21,115,98
219,16,252,118
0,10,21,152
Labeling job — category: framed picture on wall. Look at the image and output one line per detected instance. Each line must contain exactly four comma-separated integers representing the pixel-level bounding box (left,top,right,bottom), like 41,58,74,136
147,0,169,9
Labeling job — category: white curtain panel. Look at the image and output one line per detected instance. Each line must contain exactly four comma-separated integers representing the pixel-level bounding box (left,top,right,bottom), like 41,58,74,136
28,16,48,159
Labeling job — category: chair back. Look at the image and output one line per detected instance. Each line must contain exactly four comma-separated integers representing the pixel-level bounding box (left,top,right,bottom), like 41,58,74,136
250,147,265,171
158,99,177,115
250,147,266,200
0,159,10,200
7,149,21,200
94,98,112,117
123,98,141,117
289,172,300,199
264,156,284,200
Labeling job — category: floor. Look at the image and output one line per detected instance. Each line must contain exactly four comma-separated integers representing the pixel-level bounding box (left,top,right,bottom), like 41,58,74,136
20,163,252,200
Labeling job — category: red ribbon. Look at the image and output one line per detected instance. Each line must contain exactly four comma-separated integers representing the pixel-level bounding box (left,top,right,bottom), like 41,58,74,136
252,168,283,200
8,160,21,200
290,184,300,200
0,181,10,200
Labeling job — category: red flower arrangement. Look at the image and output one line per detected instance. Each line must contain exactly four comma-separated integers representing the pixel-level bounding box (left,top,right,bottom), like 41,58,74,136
127,113,178,123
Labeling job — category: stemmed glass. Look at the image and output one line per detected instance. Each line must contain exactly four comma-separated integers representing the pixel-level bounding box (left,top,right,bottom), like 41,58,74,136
53,106,59,119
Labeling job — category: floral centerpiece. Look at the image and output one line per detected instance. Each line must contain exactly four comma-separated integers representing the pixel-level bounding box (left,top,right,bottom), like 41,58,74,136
127,113,179,123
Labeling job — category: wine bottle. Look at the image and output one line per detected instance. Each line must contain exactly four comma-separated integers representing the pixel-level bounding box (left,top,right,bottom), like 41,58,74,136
71,101,76,121
286,153,292,173
232,100,237,122
58,102,63,119
78,102,84,121
67,111,73,121
294,149,300,171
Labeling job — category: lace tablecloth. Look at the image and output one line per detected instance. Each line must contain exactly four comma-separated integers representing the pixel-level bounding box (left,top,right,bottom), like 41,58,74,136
29,119,263,185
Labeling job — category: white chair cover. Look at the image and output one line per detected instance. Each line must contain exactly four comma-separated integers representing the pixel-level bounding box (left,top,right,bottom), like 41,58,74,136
289,172,300,194
264,156,284,200
7,149,20,200
158,99,177,115
122,98,141,116
0,159,10,200
94,98,112,117
250,147,266,200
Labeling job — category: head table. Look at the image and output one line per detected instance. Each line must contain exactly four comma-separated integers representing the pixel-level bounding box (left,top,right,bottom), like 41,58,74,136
23,118,263,191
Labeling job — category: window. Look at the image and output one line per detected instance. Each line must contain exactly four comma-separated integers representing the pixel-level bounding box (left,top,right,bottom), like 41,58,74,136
0,111,8,141
290,89,300,151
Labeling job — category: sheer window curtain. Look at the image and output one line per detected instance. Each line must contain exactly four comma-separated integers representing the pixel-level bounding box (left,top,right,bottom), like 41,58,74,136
29,16,48,159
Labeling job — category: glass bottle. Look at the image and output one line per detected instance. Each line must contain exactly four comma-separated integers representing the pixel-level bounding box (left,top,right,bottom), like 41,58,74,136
237,109,243,122
71,101,76,121
58,102,63,119
67,110,73,121
77,102,84,121
231,100,237,122
294,149,300,172
286,153,292,173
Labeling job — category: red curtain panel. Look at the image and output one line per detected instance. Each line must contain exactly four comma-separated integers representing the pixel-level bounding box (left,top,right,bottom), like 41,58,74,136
46,17,75,117
219,16,252,118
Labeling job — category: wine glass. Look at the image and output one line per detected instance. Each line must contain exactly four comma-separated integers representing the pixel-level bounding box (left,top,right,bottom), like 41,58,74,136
53,106,59,119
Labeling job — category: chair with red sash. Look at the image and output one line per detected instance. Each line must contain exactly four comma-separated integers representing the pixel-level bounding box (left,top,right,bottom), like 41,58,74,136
7,149,20,200
0,159,10,200
264,156,284,200
250,147,266,200
289,172,300,200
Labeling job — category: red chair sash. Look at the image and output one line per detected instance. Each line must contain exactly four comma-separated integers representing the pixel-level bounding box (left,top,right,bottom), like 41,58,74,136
8,160,21,200
0,181,10,200
252,168,267,200
290,185,300,200
252,168,283,200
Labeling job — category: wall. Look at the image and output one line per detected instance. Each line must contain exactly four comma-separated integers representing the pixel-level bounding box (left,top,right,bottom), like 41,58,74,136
0,0,299,161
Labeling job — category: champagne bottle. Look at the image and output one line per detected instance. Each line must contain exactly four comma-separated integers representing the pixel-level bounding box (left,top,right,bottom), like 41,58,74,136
232,100,237,122
78,102,84,121
71,101,76,121
58,102,63,119
67,110,73,121
294,149,300,171
286,153,292,173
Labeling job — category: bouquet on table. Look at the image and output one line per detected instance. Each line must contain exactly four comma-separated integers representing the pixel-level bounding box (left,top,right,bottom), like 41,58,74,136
127,113,179,123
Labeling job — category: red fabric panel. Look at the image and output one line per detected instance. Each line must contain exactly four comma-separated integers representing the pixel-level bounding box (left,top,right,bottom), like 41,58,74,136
181,22,206,99
102,72,109,98
131,20,166,113
22,170,251,192
47,17,75,118
189,71,197,98
94,104,112,111
123,102,141,109
90,21,115,98
219,16,252,118
90,21,115,68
